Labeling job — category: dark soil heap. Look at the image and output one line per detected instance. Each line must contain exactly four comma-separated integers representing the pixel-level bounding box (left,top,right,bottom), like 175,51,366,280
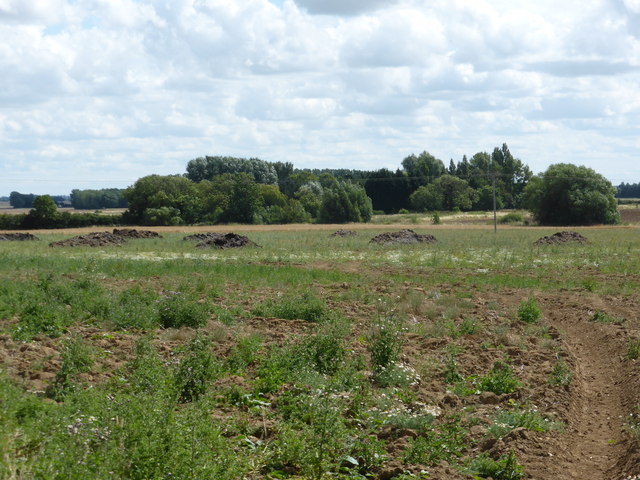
369,229,437,246
49,232,127,248
330,230,357,237
0,233,39,241
113,228,162,239
534,231,588,246
185,232,259,249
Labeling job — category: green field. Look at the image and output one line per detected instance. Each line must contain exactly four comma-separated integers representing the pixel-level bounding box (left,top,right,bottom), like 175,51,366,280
1,226,639,479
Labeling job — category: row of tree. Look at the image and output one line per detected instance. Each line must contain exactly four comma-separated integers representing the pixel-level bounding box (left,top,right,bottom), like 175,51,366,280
1,145,626,228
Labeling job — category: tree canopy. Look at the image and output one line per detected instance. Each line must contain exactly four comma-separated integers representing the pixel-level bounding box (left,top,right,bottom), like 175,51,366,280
185,156,278,185
523,164,619,225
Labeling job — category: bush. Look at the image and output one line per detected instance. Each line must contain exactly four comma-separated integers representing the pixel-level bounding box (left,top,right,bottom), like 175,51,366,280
499,212,524,224
158,292,209,328
517,296,541,323
523,163,619,225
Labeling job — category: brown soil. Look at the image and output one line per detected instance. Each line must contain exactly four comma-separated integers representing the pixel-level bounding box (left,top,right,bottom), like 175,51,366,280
184,232,259,249
330,229,358,237
0,232,39,241
534,231,588,245
112,228,163,239
49,231,127,247
369,229,437,245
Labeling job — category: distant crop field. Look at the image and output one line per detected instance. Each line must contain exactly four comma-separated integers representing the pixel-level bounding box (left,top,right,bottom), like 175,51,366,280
1,225,639,479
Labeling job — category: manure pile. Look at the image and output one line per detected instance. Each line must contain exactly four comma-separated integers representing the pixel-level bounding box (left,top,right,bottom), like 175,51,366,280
49,232,127,247
534,231,588,246
184,232,259,249
0,233,39,241
369,229,437,246
112,228,162,239
330,229,357,237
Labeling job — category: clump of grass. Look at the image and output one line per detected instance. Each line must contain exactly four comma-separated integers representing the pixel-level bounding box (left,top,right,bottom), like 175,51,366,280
589,311,624,324
517,296,541,324
548,358,572,386
252,291,333,322
625,338,640,360
487,408,562,438
158,292,209,329
477,361,521,395
466,450,524,480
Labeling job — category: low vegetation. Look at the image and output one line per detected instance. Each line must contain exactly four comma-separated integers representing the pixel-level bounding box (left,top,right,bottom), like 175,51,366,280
0,226,639,479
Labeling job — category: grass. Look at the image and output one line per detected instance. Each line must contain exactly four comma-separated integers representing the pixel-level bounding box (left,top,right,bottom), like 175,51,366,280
1,225,639,478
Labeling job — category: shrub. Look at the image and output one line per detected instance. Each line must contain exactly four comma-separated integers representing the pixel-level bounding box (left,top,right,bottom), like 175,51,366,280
477,361,521,395
499,212,524,224
517,296,541,323
431,211,441,225
158,292,209,328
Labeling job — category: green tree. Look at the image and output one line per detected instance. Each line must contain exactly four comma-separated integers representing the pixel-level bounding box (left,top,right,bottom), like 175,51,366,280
185,156,278,184
124,175,200,225
410,175,477,211
317,181,373,223
523,164,619,225
24,195,59,228
401,151,446,181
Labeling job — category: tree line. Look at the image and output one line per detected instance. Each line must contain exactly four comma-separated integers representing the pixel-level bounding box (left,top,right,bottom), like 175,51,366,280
0,145,627,228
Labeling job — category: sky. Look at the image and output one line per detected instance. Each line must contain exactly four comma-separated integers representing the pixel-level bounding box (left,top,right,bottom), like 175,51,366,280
1,0,639,196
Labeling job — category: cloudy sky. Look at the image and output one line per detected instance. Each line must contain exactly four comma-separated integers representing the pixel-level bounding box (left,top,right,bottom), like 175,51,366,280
1,0,639,195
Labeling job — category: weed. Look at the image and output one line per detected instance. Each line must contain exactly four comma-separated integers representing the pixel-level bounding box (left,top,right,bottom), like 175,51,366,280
626,338,640,360
443,355,463,384
459,316,481,335
466,450,524,480
367,314,405,382
517,296,541,324
476,361,521,395
402,416,467,466
548,358,572,386
252,291,333,323
46,336,95,400
174,335,219,402
158,292,209,329
14,303,67,340
487,408,561,438
627,406,640,439
589,311,624,324
226,334,263,374
109,286,159,330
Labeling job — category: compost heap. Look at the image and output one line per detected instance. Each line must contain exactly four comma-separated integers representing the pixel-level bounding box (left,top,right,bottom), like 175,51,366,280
184,232,259,249
112,228,162,239
0,233,39,241
369,229,437,245
534,231,588,246
49,232,127,247
330,230,357,237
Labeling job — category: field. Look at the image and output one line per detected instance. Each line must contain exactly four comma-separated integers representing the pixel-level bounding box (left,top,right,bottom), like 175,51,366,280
1,224,639,479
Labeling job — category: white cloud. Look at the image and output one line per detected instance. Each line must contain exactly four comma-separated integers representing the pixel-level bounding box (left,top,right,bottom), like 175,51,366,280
1,0,639,195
